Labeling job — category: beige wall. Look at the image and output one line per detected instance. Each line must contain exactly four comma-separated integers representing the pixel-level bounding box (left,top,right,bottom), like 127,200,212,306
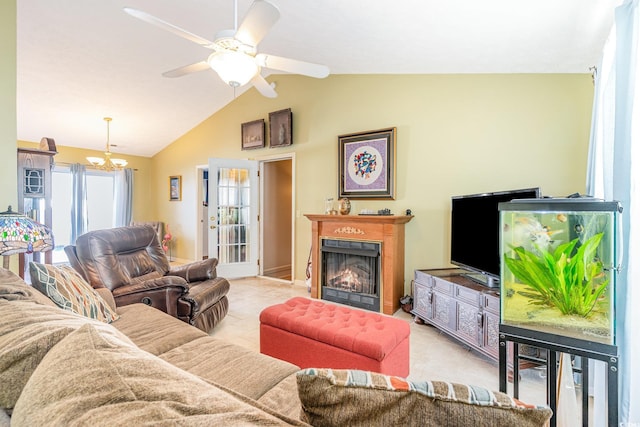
1,1,17,272
17,141,156,222
152,73,593,293
1,0,17,212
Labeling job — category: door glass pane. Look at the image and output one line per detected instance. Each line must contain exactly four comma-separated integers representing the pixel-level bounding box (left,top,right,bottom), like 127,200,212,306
217,167,251,264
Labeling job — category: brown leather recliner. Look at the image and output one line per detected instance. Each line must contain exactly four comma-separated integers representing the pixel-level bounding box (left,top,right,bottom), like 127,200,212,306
65,225,230,332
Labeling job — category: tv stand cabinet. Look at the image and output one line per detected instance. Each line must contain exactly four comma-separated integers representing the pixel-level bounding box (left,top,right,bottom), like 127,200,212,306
412,268,501,361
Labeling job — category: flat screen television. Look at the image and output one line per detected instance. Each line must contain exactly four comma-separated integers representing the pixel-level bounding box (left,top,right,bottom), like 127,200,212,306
450,187,541,287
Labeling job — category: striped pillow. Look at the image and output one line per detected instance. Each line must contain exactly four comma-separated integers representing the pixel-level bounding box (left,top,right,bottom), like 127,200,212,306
29,263,119,323
296,368,552,427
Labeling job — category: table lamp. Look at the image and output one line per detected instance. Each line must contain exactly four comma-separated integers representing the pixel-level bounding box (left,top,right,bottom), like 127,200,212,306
0,205,54,269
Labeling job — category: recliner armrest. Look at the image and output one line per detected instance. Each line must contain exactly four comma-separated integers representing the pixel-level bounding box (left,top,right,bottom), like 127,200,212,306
112,276,189,295
168,258,219,283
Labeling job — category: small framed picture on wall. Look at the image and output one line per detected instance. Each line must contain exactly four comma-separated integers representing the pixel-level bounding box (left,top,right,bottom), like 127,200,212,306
269,108,292,148
169,175,182,201
241,119,266,150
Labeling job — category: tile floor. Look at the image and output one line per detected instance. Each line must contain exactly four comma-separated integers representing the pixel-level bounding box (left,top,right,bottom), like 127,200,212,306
210,276,548,406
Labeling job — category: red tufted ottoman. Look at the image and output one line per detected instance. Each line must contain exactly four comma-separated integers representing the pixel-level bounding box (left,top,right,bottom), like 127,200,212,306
259,297,410,377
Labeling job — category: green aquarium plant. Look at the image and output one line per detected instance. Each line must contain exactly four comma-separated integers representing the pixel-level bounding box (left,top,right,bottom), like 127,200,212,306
504,233,608,317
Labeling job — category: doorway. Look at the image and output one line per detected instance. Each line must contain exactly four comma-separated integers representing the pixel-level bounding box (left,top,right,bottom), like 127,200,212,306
260,158,293,281
195,154,294,282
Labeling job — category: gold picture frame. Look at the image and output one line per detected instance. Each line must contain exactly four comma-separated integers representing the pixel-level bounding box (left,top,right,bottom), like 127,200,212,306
169,175,182,201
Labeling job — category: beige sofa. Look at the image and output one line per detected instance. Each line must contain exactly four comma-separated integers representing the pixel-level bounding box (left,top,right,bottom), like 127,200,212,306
0,267,304,426
0,267,552,426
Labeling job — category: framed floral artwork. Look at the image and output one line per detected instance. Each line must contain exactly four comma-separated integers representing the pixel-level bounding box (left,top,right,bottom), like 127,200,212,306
338,127,396,199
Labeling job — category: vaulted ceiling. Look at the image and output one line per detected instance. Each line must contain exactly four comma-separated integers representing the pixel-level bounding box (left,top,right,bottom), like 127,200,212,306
17,0,620,157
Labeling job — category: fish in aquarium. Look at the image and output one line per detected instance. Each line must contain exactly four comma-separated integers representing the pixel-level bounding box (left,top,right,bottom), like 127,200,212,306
510,216,562,251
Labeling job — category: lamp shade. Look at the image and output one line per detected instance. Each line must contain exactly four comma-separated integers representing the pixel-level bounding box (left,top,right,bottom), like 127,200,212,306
0,206,54,256
207,50,259,87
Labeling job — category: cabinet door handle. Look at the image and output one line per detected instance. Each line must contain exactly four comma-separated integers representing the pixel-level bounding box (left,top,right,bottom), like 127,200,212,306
477,312,483,327
427,291,433,304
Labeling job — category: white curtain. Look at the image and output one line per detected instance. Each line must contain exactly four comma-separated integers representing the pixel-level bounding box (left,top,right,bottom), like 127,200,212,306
70,163,87,243
586,0,639,423
113,168,134,227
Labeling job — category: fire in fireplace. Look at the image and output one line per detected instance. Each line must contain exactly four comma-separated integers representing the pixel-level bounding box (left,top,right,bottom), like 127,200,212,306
320,239,381,312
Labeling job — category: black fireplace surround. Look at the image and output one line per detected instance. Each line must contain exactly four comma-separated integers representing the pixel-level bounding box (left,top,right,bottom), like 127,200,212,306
320,239,381,312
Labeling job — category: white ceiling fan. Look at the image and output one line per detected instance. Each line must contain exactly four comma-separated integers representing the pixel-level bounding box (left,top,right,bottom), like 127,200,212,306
124,0,330,98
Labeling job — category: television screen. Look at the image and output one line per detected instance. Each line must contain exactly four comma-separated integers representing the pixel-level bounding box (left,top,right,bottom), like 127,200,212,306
450,188,541,285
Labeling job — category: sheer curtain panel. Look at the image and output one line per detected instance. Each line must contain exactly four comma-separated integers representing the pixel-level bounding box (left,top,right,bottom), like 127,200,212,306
586,0,639,423
113,168,134,227
70,163,88,244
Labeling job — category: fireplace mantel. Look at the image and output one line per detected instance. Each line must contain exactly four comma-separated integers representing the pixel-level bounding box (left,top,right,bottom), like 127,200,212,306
305,214,413,315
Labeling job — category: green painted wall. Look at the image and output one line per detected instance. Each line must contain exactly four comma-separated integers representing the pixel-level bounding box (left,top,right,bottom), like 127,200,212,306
0,1,17,272
0,0,17,212
152,73,594,293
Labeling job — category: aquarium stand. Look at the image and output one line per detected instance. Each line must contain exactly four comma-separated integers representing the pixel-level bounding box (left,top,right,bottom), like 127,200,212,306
499,325,618,427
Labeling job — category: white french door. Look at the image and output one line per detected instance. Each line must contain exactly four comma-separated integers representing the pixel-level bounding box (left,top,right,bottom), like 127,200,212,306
207,158,259,278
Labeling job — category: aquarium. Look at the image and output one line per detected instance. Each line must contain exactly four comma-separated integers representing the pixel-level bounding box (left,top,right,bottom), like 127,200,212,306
499,198,621,345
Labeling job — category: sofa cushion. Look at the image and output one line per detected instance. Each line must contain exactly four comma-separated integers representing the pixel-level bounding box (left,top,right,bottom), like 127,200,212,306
258,373,303,421
29,262,119,323
158,336,300,401
112,303,207,356
0,296,129,411
95,287,117,311
296,368,553,427
12,323,304,426
0,267,56,307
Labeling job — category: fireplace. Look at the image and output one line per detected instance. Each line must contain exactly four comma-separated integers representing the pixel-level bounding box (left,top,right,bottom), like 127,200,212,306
305,214,413,315
321,239,381,312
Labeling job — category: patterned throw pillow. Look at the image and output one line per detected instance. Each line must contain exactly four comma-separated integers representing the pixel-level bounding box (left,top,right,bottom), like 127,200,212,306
29,263,119,323
296,368,553,427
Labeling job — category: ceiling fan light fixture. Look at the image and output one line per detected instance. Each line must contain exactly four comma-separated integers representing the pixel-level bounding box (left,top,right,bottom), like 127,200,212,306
207,50,259,87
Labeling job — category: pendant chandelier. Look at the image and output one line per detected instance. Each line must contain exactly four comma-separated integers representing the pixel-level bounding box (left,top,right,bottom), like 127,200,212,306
87,117,128,171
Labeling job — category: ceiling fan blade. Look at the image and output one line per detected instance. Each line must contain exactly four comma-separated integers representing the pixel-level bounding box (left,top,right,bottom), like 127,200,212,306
123,7,215,48
162,61,211,78
255,54,330,79
235,0,280,47
251,74,277,98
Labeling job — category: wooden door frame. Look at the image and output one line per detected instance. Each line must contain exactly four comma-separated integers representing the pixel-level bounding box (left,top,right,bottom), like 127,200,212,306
257,152,295,282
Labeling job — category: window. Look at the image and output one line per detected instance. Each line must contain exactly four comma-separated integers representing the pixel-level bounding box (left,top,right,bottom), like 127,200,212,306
51,167,115,263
